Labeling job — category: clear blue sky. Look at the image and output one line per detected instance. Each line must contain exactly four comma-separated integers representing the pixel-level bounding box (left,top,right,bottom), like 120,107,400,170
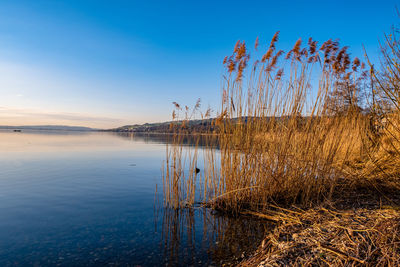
0,0,398,128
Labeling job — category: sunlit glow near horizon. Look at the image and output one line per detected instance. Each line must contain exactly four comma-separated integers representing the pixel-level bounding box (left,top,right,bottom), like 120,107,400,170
0,0,398,128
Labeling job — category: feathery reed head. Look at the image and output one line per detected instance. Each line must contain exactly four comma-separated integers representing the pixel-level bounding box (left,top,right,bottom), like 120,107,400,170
293,38,302,55
269,31,280,49
262,48,274,62
275,68,284,80
235,41,247,61
223,56,228,65
233,40,240,53
352,57,360,72
255,36,259,51
172,102,181,109
308,38,318,55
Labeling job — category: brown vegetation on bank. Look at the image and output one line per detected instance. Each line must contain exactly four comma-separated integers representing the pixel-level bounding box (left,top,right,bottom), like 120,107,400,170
240,206,400,266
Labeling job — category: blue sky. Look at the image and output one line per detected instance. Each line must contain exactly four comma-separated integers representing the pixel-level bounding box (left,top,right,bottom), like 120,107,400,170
0,0,398,128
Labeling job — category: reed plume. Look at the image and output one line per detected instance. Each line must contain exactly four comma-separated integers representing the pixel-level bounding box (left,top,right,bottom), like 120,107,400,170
163,30,399,216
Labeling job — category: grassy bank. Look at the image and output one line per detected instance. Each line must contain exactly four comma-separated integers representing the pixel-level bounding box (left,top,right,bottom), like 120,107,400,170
163,26,400,265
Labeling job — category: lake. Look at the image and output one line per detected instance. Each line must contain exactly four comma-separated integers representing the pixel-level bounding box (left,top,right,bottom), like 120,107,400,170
0,130,267,266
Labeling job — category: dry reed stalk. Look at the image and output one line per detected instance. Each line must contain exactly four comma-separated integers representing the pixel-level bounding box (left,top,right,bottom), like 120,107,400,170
163,33,372,214
163,99,209,209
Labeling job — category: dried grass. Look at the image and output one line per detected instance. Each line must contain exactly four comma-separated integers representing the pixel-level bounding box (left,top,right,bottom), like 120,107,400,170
239,206,400,266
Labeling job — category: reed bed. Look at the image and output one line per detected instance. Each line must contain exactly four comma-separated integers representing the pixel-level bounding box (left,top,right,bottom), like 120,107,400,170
162,26,400,265
164,32,374,213
163,100,207,209
357,28,400,189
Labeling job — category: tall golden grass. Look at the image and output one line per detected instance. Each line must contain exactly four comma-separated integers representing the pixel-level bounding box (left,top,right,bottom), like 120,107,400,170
163,31,400,215
359,28,400,188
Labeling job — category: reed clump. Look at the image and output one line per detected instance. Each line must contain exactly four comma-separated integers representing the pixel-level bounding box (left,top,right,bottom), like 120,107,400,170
161,23,400,265
163,99,212,209
164,32,376,213
355,28,400,189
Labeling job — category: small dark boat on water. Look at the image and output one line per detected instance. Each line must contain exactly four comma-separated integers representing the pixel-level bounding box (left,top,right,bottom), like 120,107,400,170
13,129,21,132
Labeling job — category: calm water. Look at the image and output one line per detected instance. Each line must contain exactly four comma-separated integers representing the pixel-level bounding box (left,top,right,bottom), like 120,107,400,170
0,130,267,266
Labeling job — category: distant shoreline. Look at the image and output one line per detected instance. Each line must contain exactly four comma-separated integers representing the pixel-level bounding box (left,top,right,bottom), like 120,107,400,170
0,125,95,131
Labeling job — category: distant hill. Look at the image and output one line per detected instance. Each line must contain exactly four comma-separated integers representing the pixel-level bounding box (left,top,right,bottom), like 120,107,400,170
108,116,309,134
0,125,95,131
108,117,270,133
108,119,215,133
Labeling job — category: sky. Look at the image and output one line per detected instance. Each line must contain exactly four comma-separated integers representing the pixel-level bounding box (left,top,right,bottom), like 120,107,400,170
0,0,398,128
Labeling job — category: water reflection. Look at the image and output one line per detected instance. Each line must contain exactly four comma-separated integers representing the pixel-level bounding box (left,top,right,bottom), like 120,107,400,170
118,132,268,265
0,130,267,266
158,207,270,266
112,132,218,148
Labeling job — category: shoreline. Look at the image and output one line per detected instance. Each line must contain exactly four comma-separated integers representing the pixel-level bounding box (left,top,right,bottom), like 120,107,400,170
236,186,400,266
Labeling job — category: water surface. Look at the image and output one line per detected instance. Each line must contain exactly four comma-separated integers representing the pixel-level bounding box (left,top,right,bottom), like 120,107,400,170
0,130,267,266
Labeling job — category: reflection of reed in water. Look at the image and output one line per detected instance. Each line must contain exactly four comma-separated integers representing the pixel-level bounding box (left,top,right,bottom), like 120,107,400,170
160,208,197,265
159,207,271,266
